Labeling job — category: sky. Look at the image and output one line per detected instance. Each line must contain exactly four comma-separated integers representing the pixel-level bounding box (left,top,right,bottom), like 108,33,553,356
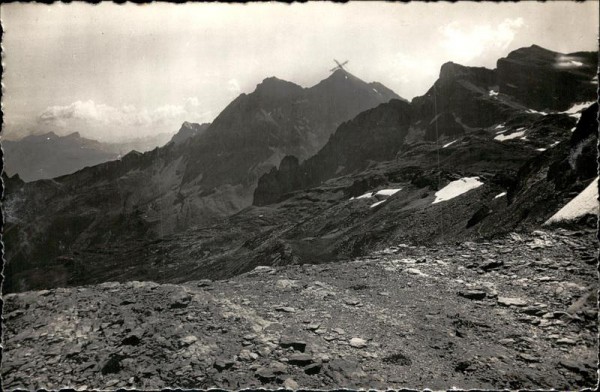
1,1,598,143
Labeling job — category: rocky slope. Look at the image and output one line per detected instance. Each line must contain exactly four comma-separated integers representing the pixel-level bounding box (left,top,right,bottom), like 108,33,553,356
5,99,595,294
2,228,597,390
497,45,597,111
2,71,400,293
253,45,598,206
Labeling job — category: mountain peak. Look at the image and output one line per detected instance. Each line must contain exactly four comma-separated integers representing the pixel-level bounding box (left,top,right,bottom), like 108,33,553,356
171,122,211,145
181,121,195,129
322,68,364,84
439,61,471,80
504,44,560,63
309,68,402,103
23,131,58,141
253,77,303,98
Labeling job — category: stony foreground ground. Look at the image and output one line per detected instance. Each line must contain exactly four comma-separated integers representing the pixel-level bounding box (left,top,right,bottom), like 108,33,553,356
2,228,598,390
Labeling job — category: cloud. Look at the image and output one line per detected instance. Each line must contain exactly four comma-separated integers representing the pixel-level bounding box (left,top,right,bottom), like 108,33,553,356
368,53,439,99
227,79,241,94
439,17,524,63
37,99,214,141
390,53,438,83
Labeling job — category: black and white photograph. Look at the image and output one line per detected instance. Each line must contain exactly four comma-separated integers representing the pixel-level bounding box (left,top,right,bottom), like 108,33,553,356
1,1,599,390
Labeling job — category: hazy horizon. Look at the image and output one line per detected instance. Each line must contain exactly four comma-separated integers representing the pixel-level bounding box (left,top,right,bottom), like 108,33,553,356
2,1,598,143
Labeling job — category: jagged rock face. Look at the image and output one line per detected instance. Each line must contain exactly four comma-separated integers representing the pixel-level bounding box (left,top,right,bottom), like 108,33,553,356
1,132,120,181
497,45,598,111
411,62,507,130
253,156,303,207
182,71,401,189
567,103,600,181
423,112,465,141
254,99,412,206
169,122,210,145
477,103,599,232
253,45,598,208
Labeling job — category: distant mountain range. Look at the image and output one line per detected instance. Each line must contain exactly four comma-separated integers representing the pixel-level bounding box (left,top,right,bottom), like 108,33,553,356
2,45,598,294
1,132,119,182
1,130,187,182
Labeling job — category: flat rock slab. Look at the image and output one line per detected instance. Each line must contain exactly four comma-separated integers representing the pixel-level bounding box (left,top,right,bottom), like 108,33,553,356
349,338,367,348
497,297,528,307
288,353,314,366
458,290,487,300
279,338,307,352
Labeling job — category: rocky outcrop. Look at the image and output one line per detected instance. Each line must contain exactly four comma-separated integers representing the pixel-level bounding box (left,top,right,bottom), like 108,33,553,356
253,156,304,206
481,103,599,232
496,45,598,111
253,46,598,208
182,70,402,188
254,99,413,206
169,122,210,145
411,62,506,130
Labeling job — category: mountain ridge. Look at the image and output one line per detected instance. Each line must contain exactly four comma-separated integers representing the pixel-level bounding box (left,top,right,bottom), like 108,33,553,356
2,44,598,294
253,45,598,206
2,68,403,294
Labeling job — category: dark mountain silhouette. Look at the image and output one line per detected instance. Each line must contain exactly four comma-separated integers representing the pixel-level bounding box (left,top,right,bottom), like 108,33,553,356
497,45,597,111
2,45,597,294
253,45,598,206
2,70,402,293
168,122,211,145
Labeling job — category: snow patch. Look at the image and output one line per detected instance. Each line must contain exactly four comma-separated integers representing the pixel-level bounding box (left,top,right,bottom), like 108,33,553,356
494,192,507,199
494,124,505,130
351,188,402,203
432,177,484,204
489,90,498,97
494,130,526,141
545,177,599,224
527,109,548,115
350,192,373,200
374,189,402,197
561,101,595,119
555,56,587,69
536,148,546,152
443,140,457,148
370,200,386,209
372,88,378,93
